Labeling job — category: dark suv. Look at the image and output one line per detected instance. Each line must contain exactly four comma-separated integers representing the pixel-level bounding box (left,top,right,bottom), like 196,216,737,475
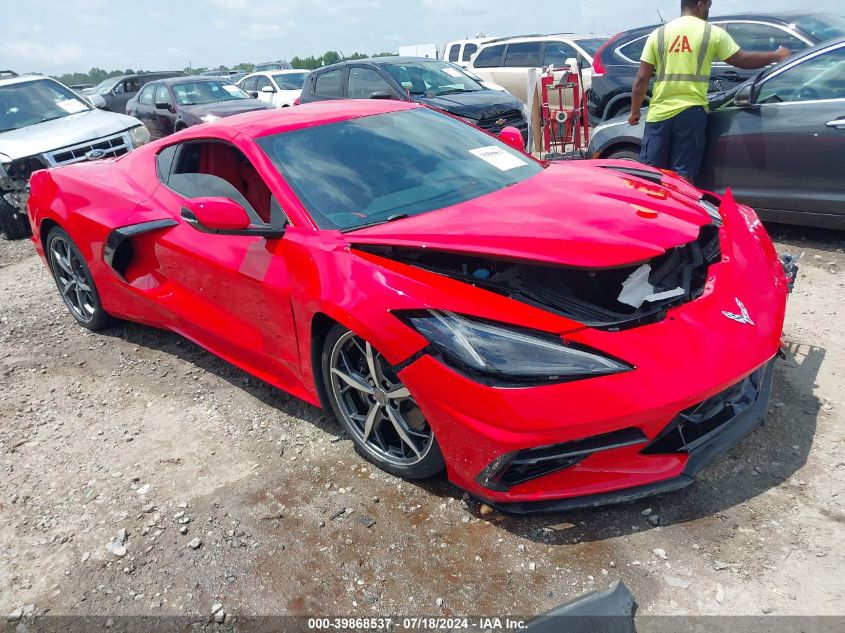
587,12,845,123
299,57,529,143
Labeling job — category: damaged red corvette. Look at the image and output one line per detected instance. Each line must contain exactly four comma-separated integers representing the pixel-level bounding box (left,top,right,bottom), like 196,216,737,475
27,100,794,513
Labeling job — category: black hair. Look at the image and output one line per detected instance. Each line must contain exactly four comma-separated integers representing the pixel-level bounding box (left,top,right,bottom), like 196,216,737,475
681,0,701,9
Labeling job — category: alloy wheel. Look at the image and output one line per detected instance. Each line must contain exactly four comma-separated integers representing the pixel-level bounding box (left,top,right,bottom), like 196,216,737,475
50,236,96,323
328,331,433,466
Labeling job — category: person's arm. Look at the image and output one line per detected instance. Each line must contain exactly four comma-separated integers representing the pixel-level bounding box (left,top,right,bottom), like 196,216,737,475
725,47,791,69
629,61,654,126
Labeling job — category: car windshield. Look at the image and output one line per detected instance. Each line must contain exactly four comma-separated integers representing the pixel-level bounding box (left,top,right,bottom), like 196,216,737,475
272,72,309,90
790,14,845,41
381,60,484,97
0,79,91,133
575,37,610,57
257,107,543,231
172,81,252,105
91,77,120,95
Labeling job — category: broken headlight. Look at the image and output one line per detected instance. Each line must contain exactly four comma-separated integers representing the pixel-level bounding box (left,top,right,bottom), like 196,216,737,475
399,310,631,383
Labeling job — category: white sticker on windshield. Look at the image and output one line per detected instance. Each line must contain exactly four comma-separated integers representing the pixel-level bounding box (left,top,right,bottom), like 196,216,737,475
442,67,463,78
469,146,528,171
56,99,87,113
222,84,240,94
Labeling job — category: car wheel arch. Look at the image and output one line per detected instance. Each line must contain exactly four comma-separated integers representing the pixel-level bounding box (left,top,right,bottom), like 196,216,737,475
39,218,63,255
310,311,339,411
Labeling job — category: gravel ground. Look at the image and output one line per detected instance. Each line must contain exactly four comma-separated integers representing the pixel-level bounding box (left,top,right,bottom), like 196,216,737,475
1,225,844,625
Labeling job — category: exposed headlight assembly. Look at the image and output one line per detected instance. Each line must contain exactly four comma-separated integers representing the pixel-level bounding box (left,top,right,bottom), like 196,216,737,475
128,125,151,148
399,310,632,384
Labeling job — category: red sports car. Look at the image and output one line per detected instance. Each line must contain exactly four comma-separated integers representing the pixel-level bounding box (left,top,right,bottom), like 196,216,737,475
27,100,793,513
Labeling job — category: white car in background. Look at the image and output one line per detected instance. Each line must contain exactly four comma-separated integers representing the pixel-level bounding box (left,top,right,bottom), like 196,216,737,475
237,70,310,107
468,34,609,103
0,72,149,239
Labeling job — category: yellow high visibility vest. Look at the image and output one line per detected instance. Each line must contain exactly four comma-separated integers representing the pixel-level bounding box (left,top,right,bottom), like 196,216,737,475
641,16,739,122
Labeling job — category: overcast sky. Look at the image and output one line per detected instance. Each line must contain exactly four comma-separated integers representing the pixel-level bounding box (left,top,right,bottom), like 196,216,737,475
7,0,843,75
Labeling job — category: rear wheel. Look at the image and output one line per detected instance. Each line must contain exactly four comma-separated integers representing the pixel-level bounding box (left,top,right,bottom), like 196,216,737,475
46,227,112,330
322,325,445,479
0,198,31,240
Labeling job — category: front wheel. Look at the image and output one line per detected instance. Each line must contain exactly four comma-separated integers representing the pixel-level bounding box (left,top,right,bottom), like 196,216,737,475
46,227,113,330
322,325,445,479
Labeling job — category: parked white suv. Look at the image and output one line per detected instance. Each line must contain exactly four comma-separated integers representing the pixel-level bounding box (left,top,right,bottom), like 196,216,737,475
237,70,310,107
467,34,608,104
0,72,150,239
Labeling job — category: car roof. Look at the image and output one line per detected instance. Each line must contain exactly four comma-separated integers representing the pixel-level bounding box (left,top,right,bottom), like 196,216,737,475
243,69,309,78
0,74,57,88
314,56,457,72
145,76,234,86
196,99,419,138
481,33,601,45
612,12,824,41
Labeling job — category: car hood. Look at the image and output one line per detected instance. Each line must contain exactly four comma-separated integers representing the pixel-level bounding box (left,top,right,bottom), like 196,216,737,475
0,109,143,161
416,90,524,119
182,100,275,117
347,161,713,269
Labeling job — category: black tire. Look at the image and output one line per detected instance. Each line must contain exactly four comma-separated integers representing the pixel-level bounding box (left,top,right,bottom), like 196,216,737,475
607,148,643,162
0,198,32,240
321,323,445,479
46,227,113,331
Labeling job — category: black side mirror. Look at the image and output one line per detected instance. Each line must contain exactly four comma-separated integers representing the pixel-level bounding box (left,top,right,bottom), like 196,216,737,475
370,91,394,100
155,101,172,112
734,82,755,108
250,91,259,99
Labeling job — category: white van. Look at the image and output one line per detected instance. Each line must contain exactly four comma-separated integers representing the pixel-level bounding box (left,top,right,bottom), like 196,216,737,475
442,37,498,68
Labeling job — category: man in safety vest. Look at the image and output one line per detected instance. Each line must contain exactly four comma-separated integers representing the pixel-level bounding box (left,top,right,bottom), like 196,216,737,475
629,0,791,183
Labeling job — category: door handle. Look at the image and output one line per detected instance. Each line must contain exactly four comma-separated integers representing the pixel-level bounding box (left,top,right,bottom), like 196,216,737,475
826,118,845,130
721,70,739,81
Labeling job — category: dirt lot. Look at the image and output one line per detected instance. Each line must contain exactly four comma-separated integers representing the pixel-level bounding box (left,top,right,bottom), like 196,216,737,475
1,225,844,626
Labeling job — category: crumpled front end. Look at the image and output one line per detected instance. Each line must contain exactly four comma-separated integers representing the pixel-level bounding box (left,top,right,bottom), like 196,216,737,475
379,183,789,510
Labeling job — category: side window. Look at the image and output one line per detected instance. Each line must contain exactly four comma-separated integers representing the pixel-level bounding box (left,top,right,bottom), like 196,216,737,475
167,141,275,223
124,78,141,94
448,45,460,62
503,42,544,67
241,76,257,92
314,69,343,97
618,36,648,62
463,44,478,61
154,85,171,106
543,41,579,68
756,45,845,104
156,144,178,181
727,22,807,54
138,85,155,105
473,44,506,68
255,76,273,91
348,67,393,98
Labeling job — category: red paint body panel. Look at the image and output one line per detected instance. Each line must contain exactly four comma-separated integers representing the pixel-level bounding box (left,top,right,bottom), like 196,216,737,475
349,161,713,268
26,102,789,506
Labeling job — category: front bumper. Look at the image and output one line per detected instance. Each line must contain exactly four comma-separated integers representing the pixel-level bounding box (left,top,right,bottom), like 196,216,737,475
486,358,775,514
